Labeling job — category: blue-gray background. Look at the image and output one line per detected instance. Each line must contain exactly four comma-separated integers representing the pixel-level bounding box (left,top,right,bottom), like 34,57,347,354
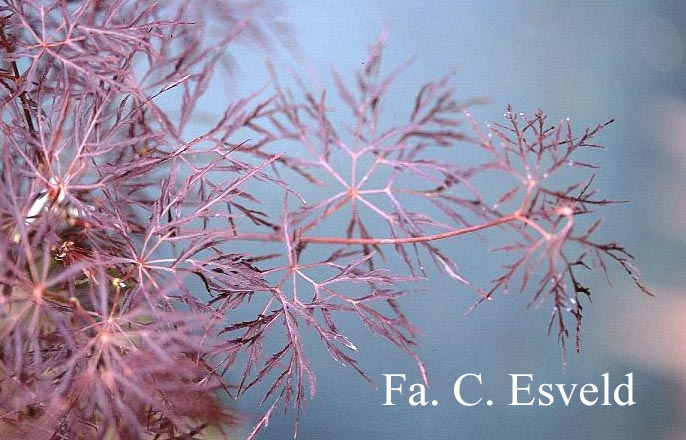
207,2,685,439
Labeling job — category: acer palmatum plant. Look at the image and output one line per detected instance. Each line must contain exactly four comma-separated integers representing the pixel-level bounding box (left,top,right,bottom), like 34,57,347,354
0,1,652,439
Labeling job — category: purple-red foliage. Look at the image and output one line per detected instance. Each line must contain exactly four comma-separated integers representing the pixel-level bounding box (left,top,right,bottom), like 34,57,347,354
0,1,651,438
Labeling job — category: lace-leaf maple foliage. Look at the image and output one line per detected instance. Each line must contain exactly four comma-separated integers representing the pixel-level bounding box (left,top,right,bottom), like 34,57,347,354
0,1,651,439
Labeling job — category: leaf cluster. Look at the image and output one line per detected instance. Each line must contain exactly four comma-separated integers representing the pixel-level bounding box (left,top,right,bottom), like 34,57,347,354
0,1,650,438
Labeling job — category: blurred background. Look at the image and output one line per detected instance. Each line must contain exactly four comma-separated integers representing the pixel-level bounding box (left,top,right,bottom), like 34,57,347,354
208,1,685,438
